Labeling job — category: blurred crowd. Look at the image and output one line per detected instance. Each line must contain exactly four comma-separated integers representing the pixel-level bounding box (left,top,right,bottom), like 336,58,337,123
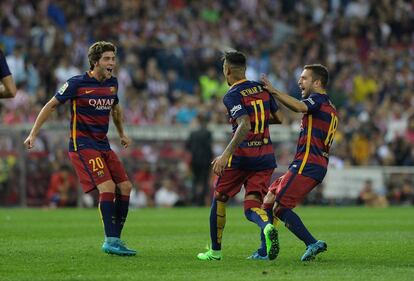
1,0,414,206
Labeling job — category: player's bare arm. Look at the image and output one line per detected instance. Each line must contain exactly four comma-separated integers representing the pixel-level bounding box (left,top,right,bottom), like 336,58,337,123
24,97,60,149
111,103,130,148
212,114,251,176
261,75,308,113
269,110,283,124
0,75,17,98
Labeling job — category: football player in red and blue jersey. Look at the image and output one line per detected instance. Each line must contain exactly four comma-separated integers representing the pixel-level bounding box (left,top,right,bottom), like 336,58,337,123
24,41,136,256
261,64,338,262
0,48,17,98
197,51,282,261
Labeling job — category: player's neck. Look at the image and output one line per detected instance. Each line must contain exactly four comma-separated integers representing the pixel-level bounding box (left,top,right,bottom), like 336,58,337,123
229,75,246,87
313,87,326,95
90,70,107,82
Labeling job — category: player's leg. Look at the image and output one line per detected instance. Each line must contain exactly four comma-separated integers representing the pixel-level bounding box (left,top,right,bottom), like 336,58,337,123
272,171,326,261
244,169,279,260
115,181,132,236
197,169,244,261
103,150,136,255
274,205,326,261
197,191,228,261
68,149,134,256
263,175,283,224
97,180,134,256
260,175,286,256
97,180,117,238
68,149,116,239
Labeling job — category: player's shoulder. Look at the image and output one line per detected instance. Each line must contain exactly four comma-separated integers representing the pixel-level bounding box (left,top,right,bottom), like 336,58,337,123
226,80,253,96
314,92,335,107
305,92,327,103
67,73,89,84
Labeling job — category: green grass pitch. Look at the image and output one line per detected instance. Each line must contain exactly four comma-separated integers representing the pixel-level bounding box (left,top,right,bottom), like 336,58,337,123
1,207,413,281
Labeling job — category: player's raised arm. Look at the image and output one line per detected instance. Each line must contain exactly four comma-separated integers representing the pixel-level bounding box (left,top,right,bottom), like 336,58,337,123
111,103,130,148
269,96,284,124
261,74,308,113
212,114,251,176
24,97,61,149
269,110,284,124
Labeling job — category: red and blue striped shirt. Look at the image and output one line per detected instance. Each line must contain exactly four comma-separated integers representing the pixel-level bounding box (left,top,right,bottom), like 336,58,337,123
223,79,279,171
289,93,338,181
54,72,118,152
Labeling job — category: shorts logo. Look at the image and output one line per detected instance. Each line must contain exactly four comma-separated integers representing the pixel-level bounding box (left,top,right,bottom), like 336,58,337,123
58,82,69,95
97,170,105,177
230,104,242,117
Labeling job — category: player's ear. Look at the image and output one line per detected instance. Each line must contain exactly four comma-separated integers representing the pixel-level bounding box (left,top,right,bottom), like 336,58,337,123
225,65,231,76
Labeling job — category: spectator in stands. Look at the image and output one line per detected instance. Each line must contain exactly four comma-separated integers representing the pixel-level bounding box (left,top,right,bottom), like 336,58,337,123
129,186,149,208
46,164,78,208
399,179,414,205
154,178,181,207
357,179,388,207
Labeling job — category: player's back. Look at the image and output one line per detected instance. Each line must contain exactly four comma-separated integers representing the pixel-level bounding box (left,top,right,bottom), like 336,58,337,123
290,93,338,181
223,80,278,171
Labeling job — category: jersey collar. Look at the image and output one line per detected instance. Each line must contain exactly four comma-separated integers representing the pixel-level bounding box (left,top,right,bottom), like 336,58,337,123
230,79,247,89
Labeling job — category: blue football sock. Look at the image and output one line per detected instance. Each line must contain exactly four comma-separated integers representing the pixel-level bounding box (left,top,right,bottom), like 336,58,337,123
209,199,226,251
115,194,130,237
278,208,317,246
258,203,274,256
99,192,118,238
245,202,271,257
244,208,269,230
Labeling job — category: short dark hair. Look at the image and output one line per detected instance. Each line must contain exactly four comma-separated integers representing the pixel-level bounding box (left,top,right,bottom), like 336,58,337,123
88,41,116,70
304,64,329,88
223,51,246,68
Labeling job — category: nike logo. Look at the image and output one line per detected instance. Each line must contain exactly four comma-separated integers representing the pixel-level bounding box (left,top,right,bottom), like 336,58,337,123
85,90,95,94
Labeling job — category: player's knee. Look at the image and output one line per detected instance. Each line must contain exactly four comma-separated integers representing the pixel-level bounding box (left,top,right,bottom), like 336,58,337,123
264,192,276,205
245,192,262,202
118,181,133,195
97,180,116,193
214,192,229,202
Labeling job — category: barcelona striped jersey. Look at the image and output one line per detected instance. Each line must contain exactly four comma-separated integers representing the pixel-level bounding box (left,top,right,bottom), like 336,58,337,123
223,79,279,170
54,72,118,152
289,93,338,182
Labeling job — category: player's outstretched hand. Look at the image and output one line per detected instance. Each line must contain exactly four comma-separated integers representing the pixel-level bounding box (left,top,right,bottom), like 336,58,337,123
120,135,131,148
24,135,35,149
260,74,277,94
211,155,227,176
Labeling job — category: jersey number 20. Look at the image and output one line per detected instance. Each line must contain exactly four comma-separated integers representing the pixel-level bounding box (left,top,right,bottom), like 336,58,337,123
89,157,105,172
